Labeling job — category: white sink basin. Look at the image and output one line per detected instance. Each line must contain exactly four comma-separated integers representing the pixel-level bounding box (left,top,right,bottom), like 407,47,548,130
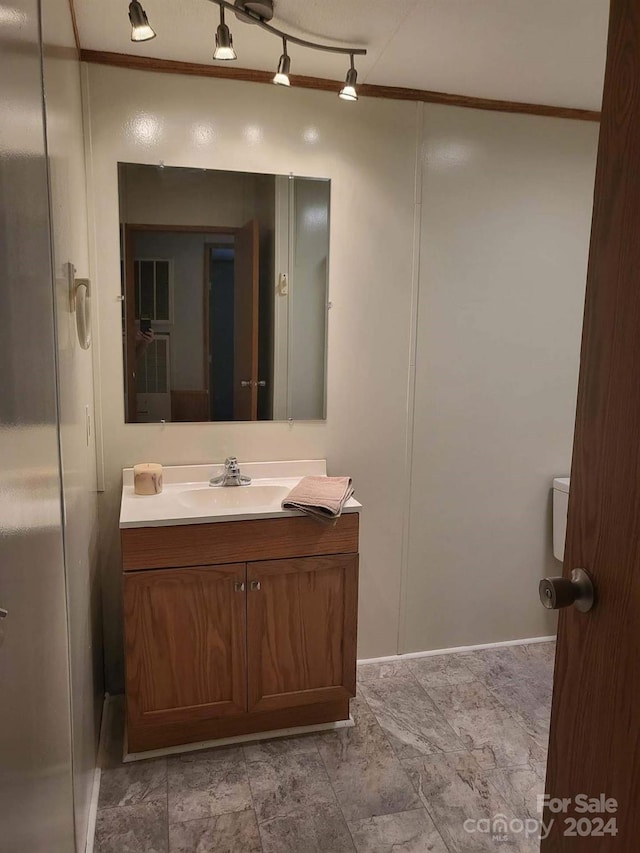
120,461,361,528
178,484,290,512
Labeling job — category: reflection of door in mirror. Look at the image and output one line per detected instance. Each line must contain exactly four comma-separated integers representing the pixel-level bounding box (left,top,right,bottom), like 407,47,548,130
203,222,259,422
204,243,235,421
233,220,259,420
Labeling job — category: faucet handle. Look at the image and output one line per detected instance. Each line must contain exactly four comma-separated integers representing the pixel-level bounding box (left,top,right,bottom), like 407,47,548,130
225,456,238,468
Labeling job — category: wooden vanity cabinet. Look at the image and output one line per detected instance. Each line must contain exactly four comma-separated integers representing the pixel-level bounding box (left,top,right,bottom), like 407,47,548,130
122,514,359,752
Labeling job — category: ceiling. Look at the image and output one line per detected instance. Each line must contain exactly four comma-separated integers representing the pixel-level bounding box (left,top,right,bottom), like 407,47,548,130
74,0,609,111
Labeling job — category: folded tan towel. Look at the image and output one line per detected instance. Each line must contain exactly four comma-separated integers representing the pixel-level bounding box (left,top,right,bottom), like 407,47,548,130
282,476,354,523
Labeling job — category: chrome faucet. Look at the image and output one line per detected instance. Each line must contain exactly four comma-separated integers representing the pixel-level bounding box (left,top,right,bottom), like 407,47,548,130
209,457,251,487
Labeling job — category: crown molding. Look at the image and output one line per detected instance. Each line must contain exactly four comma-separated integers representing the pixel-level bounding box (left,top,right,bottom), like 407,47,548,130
79,50,601,123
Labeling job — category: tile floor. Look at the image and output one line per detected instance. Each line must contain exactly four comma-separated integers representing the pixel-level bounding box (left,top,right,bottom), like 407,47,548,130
94,642,554,853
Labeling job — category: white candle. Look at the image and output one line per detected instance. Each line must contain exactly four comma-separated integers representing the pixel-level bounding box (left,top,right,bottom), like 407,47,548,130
134,462,163,495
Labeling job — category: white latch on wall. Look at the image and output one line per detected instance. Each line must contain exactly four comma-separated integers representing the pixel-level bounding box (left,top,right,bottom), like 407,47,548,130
277,273,289,296
65,261,92,350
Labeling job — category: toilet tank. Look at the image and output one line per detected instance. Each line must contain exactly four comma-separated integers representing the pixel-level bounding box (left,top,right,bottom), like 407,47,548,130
553,477,570,561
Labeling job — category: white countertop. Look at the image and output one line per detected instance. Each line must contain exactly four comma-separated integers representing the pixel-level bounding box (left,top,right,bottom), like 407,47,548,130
120,460,361,529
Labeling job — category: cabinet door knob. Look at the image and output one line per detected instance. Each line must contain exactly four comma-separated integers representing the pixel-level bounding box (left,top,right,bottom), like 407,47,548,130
234,581,245,592
250,580,261,591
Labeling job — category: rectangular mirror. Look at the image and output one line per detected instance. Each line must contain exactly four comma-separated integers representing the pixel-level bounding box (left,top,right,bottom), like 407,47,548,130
118,163,330,423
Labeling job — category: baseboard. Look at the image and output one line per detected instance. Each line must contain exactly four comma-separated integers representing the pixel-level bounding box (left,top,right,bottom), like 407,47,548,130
123,715,355,763
357,634,556,666
84,693,112,853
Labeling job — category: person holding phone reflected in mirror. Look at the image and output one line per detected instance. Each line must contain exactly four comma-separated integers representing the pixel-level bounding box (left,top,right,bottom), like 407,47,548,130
135,317,154,358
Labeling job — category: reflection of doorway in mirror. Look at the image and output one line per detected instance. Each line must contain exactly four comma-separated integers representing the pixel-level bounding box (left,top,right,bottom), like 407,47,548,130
203,223,263,422
203,222,261,422
205,242,235,421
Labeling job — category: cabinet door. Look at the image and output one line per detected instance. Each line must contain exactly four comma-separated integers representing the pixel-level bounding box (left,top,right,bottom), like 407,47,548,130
124,564,247,727
247,555,358,713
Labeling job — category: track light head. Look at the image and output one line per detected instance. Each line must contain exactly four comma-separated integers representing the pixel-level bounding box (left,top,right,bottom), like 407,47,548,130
339,60,358,101
129,0,156,42
273,39,290,86
213,5,237,60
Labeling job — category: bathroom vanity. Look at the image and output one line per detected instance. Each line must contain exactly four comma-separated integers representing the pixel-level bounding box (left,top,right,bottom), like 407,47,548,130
120,461,360,754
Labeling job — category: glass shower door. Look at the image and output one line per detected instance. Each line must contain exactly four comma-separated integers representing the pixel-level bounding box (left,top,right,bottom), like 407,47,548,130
0,0,75,848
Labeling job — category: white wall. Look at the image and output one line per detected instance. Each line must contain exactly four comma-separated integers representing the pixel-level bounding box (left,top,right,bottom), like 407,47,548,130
84,65,418,691
402,105,598,653
84,64,598,691
42,10,102,852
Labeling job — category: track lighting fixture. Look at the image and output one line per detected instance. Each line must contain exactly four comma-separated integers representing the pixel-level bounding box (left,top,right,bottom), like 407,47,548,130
128,0,156,42
273,38,290,86
213,4,237,60
339,55,358,101
126,0,366,98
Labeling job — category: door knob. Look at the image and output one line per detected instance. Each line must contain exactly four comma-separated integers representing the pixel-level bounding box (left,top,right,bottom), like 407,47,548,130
240,380,253,388
539,568,594,613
